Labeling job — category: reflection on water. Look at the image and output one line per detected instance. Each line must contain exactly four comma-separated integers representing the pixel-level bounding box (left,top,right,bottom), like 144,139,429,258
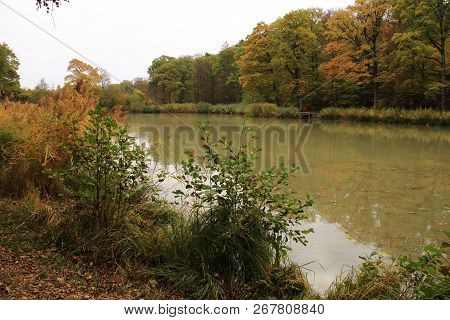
127,113,450,292
290,215,375,293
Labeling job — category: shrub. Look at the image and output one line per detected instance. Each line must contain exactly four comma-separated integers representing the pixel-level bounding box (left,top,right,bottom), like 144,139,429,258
397,237,450,299
49,106,165,263
155,123,314,299
54,106,152,228
210,103,246,115
277,107,299,119
141,105,160,113
326,235,450,300
245,103,279,117
195,102,212,113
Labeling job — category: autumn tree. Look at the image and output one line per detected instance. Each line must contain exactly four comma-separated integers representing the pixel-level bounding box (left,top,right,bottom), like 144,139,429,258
131,77,151,100
269,10,322,110
321,0,392,108
0,43,20,100
238,22,280,104
64,59,102,94
395,0,448,111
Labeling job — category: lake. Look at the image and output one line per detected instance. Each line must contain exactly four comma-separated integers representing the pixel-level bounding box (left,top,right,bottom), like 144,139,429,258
126,113,450,293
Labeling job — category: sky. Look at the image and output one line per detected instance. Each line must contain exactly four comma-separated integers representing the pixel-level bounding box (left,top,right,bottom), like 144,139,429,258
0,0,354,88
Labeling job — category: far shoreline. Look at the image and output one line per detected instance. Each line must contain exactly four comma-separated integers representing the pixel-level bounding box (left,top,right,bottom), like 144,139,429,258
126,103,450,127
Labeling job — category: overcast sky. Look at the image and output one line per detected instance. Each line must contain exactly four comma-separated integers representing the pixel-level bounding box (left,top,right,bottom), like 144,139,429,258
1,0,354,88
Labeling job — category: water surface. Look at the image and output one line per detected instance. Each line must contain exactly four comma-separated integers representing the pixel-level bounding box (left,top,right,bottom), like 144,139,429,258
127,113,450,292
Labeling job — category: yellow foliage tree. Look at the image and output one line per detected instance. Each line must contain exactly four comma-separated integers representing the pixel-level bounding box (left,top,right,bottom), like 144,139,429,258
320,0,393,108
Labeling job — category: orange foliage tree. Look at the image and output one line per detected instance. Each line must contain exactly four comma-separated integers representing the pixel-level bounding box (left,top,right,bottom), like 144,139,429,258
320,0,393,109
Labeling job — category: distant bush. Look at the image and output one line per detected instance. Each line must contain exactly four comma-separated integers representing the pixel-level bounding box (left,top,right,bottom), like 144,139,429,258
210,103,246,115
195,102,212,113
277,107,299,119
155,123,313,299
141,105,160,113
245,103,279,117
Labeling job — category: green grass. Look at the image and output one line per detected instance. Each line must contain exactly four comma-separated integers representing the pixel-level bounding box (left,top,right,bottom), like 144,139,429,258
320,107,450,126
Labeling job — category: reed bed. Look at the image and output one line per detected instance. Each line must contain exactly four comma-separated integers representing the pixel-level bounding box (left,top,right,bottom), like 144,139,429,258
320,107,450,126
133,103,300,119
0,89,96,196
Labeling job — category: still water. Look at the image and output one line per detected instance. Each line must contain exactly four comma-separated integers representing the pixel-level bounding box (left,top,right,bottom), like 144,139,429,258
127,113,450,293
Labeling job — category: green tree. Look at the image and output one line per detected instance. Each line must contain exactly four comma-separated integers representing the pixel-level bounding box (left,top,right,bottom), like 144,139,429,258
238,22,281,104
148,56,194,104
192,54,216,103
31,78,51,104
395,0,449,111
0,43,20,100
213,43,243,103
269,10,322,109
148,56,175,104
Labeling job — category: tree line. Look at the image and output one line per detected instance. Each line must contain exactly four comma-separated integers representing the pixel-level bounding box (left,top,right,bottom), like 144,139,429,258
1,0,448,111
147,0,448,111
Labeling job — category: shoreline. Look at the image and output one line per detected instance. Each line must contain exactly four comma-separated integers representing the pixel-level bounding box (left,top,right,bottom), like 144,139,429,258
127,104,450,126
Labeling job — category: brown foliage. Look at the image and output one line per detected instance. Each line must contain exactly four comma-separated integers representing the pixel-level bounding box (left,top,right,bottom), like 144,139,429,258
0,86,96,196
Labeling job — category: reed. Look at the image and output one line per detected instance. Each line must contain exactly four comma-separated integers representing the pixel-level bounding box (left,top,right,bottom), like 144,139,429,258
0,87,96,196
320,107,450,126
131,102,303,119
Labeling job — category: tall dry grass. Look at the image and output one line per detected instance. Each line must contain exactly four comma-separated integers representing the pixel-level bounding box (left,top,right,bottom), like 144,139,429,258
0,86,97,196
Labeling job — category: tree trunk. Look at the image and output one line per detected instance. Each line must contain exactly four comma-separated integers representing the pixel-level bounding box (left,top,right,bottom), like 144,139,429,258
294,67,302,112
269,65,281,106
211,75,215,104
441,36,446,112
272,80,281,106
373,59,379,109
374,81,378,109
